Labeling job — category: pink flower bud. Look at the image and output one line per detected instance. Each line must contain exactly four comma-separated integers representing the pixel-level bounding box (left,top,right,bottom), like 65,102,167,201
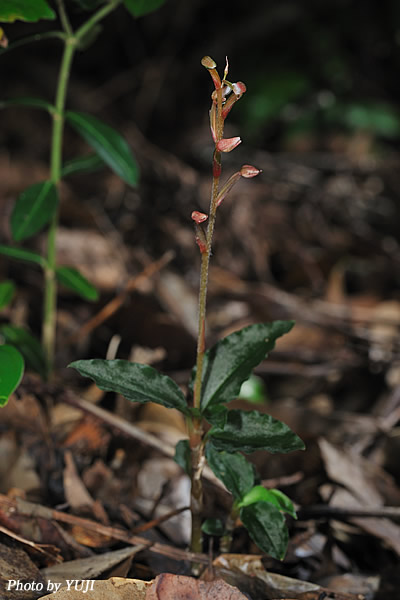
232,81,247,97
240,165,261,178
217,136,242,153
191,211,208,224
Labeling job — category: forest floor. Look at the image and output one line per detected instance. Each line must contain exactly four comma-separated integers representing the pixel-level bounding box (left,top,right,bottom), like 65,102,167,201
1,45,400,600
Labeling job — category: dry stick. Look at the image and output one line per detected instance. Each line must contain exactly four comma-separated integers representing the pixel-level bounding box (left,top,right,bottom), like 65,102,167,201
131,505,190,535
0,524,59,560
297,505,400,521
0,494,209,566
67,250,175,344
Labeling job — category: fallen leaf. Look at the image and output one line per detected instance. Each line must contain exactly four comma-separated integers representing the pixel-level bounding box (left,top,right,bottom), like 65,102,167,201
145,573,248,600
41,546,145,585
0,541,45,600
38,577,150,600
319,438,382,505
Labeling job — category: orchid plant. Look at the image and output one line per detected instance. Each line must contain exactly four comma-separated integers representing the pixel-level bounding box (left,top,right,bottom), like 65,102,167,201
70,56,304,563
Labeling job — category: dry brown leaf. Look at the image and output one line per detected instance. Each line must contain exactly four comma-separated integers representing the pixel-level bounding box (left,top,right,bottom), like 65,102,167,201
318,438,382,505
324,486,400,556
62,417,110,454
38,577,150,600
0,541,45,600
41,546,145,586
55,228,127,291
145,573,248,600
212,554,364,600
63,450,95,514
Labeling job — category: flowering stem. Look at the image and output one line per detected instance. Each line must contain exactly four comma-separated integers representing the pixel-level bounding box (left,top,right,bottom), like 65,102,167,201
190,84,224,558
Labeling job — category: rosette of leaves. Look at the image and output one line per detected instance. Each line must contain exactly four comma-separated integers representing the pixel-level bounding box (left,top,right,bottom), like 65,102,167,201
70,321,304,558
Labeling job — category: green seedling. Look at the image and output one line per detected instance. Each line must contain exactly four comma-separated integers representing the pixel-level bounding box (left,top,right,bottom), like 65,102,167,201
70,56,305,561
0,0,166,375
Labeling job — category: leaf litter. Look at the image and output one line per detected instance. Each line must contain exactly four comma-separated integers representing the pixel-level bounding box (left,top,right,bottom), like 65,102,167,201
2,43,400,600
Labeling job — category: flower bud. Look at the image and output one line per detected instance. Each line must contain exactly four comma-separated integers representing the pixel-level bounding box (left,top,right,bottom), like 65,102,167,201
201,56,217,70
191,211,208,224
232,81,247,97
240,165,261,178
217,137,242,153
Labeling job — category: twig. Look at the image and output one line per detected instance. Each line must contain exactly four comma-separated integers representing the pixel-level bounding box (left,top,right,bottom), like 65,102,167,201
297,504,400,521
0,495,209,565
0,524,62,561
67,250,174,344
131,505,190,534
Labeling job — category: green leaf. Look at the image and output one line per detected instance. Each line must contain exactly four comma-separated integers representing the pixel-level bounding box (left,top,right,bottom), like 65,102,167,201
205,444,255,501
0,97,54,113
0,281,16,309
69,359,190,415
191,321,294,412
66,111,139,186
61,153,104,177
123,0,166,18
56,266,99,301
240,502,288,560
239,374,267,404
239,486,297,519
0,0,56,23
203,404,228,428
11,181,58,241
174,439,191,475
0,325,48,379
209,409,305,454
0,345,24,407
0,245,46,267
201,518,224,537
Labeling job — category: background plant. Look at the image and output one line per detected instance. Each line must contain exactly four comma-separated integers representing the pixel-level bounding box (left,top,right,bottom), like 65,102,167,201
0,0,166,382
70,56,305,562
